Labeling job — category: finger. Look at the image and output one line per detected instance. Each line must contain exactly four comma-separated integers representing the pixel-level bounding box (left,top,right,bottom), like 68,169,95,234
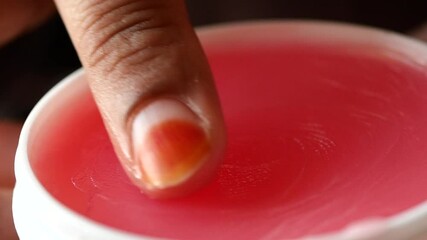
0,0,54,46
0,188,18,240
0,121,22,188
54,0,226,198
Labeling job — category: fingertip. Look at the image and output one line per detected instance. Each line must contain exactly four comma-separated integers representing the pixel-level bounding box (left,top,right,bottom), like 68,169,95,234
129,98,225,199
55,0,226,198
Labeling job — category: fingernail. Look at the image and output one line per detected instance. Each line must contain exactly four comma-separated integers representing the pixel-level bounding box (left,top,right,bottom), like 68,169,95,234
131,99,210,190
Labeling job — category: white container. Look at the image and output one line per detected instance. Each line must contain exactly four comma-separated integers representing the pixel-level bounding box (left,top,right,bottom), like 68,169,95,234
13,21,427,240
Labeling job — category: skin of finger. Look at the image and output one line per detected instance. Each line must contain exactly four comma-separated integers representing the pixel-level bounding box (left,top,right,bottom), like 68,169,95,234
0,122,22,188
0,188,18,240
0,0,54,46
54,0,226,193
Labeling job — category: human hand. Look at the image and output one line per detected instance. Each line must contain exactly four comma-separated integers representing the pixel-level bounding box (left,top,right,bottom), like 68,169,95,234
2,0,226,198
54,0,226,198
1,0,226,238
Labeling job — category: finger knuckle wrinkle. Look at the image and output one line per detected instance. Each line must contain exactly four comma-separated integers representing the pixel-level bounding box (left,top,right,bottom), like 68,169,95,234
79,0,175,75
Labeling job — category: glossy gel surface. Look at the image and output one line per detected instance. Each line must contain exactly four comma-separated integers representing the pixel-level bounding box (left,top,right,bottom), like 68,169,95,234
31,43,427,239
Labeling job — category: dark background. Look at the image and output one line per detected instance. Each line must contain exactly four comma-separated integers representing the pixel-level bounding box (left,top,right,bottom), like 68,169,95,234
1,0,427,120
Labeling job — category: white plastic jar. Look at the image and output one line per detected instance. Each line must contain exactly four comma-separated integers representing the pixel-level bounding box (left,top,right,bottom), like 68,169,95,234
13,21,427,240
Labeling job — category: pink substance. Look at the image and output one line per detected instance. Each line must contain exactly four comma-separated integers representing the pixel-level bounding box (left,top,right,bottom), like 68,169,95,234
31,44,427,239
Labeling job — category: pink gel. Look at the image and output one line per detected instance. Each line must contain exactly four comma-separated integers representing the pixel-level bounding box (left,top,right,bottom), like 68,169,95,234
31,43,427,239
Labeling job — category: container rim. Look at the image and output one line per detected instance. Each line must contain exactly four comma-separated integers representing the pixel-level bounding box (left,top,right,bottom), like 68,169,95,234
13,20,427,240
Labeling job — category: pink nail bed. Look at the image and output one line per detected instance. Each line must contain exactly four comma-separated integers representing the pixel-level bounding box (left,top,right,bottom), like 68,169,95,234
13,21,427,239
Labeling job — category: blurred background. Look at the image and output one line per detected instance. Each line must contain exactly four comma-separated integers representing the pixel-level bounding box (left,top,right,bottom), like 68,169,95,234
1,0,427,120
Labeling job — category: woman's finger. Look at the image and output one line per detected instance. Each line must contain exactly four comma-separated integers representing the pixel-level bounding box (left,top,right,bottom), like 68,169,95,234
0,0,54,46
54,0,226,198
